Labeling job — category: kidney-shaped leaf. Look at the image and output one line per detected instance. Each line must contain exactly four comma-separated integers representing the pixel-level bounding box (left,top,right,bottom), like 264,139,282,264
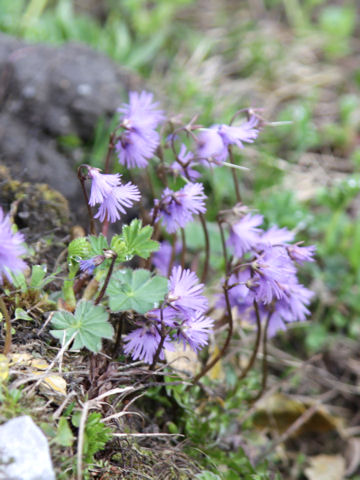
107,268,168,314
50,300,114,352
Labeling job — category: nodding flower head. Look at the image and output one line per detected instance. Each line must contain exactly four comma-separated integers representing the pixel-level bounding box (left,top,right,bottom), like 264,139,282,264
87,167,121,206
94,182,141,223
116,91,164,169
0,208,27,284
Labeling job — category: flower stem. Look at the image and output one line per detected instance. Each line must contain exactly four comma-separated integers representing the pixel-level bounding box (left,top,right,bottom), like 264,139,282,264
237,299,262,381
199,213,210,284
0,297,11,356
192,275,233,384
150,309,166,371
249,311,272,402
228,146,242,203
167,233,177,278
180,228,186,269
77,166,96,235
94,252,117,305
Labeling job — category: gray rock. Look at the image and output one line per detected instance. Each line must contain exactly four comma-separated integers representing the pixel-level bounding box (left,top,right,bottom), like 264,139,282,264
0,33,139,208
0,415,55,480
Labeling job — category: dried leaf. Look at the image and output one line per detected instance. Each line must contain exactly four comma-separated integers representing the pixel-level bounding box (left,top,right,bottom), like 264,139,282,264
165,345,200,378
345,438,360,476
9,353,32,366
0,354,9,381
253,393,342,435
10,353,67,396
207,344,224,381
42,375,67,396
305,454,345,480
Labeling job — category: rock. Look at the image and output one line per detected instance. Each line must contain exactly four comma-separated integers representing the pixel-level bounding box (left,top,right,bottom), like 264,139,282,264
0,32,139,206
0,415,55,480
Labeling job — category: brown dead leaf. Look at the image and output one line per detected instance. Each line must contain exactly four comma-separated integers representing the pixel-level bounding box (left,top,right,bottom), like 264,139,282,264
305,454,345,480
253,393,342,436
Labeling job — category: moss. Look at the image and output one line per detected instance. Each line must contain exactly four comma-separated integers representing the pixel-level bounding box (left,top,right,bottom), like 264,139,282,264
0,166,70,234
110,440,201,479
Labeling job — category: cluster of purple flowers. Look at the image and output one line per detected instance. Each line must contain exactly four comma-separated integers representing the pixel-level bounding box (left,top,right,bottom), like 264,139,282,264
223,212,315,336
115,91,260,172
87,167,140,223
115,91,164,169
123,266,214,364
0,207,27,284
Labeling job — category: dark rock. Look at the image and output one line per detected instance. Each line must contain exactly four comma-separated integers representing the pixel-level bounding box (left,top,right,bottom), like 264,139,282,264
0,33,138,206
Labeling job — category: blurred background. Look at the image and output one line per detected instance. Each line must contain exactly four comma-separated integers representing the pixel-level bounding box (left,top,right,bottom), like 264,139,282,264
1,1,360,478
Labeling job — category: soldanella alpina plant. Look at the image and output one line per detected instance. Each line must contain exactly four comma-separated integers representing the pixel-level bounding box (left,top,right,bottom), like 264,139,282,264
1,90,315,391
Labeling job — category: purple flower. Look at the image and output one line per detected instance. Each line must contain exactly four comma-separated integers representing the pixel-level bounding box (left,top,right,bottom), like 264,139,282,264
148,306,214,353
156,182,207,233
259,226,295,247
218,269,253,313
123,325,167,364
0,208,27,284
152,241,181,276
196,116,260,164
116,131,160,169
116,91,164,168
167,266,208,314
286,243,316,265
118,91,164,130
79,255,105,275
94,182,140,223
174,312,214,352
267,283,313,336
227,213,264,257
88,167,121,206
217,116,259,148
196,128,228,164
171,144,201,181
253,247,297,304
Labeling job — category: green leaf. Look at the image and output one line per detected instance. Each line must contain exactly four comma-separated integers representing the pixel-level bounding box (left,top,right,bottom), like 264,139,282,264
54,417,74,447
195,472,222,480
7,270,27,292
50,300,114,352
120,219,159,259
107,269,168,314
29,265,46,289
14,308,33,321
67,237,90,260
88,235,109,256
109,235,127,262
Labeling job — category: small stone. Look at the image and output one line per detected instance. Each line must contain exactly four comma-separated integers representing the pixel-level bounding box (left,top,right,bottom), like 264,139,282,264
0,416,55,480
77,83,92,96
